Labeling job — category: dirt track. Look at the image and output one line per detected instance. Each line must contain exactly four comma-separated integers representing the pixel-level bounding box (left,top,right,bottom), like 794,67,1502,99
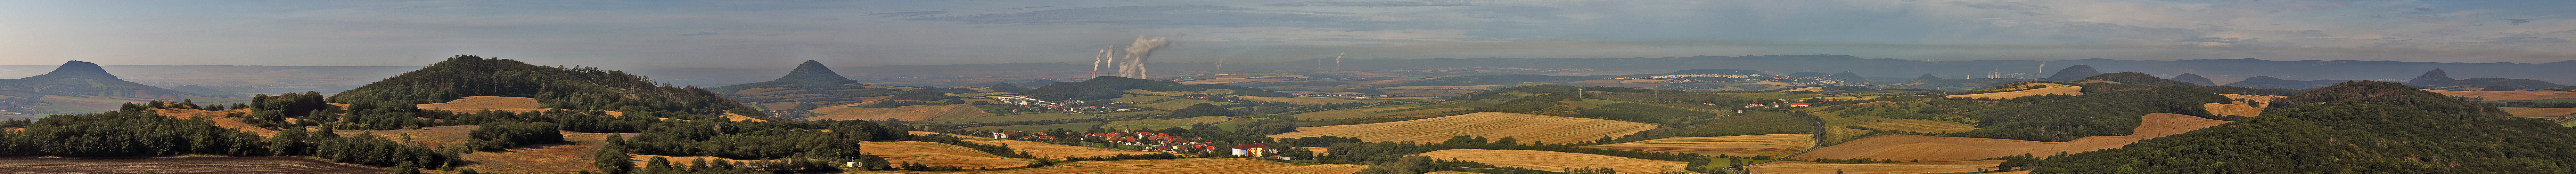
0,157,389,174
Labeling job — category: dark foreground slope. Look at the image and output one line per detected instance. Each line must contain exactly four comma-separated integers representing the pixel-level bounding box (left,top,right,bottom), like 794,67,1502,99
2032,81,2576,173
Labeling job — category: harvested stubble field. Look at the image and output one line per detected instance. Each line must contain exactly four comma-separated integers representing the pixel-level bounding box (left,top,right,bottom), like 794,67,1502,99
349,125,631,173
1237,96,1369,105
1944,87,2082,99
1578,134,1814,156
1857,119,1977,133
860,141,1035,168
1792,113,2230,161
1267,112,1656,145
1743,160,2006,174
957,139,1161,159
0,157,390,174
2204,103,2263,117
2500,107,2576,117
854,158,1364,174
806,104,997,121
152,108,283,136
2214,94,2281,106
2426,89,2576,101
1417,149,1690,174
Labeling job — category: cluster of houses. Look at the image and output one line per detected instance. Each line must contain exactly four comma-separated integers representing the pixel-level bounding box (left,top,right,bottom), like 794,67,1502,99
990,96,1098,112
984,130,1281,158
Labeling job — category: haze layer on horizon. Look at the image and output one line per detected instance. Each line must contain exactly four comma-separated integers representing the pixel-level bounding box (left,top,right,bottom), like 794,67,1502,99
5,0,2572,69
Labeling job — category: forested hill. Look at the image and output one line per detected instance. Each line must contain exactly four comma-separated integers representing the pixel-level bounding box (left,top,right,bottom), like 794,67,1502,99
328,55,755,116
2031,81,2576,173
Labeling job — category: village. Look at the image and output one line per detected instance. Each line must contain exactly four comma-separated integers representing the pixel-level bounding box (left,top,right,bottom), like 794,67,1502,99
974,130,1290,160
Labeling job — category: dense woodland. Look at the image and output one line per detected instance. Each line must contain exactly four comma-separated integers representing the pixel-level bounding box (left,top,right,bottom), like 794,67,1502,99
328,56,757,118
2033,81,2576,173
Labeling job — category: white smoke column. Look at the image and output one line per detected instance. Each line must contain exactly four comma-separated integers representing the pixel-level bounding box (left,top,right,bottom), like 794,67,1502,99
1118,35,1171,79
1334,52,1345,70
1216,59,1223,70
1092,49,1109,77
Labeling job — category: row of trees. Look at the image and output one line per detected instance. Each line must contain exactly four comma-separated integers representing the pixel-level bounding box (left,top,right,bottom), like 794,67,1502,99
0,105,456,170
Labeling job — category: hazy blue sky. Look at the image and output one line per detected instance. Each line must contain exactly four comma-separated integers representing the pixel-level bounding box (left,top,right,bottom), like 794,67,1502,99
5,0,2572,69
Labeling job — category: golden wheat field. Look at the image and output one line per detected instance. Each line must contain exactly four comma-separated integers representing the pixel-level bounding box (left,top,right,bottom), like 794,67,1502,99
1417,149,1690,174
152,108,283,136
2204,103,2263,117
1743,160,2007,174
1577,134,1814,156
848,158,1366,174
1268,112,1656,145
859,141,1034,168
2214,94,2281,106
1944,86,2083,99
1791,113,2230,161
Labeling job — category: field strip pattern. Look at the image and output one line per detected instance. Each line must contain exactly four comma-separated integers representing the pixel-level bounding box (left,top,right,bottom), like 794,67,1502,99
1579,134,1814,156
1268,112,1656,145
1418,149,1689,174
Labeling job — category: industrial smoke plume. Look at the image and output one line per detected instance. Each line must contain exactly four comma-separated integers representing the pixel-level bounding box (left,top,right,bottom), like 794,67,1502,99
1093,49,1110,77
1116,35,1171,79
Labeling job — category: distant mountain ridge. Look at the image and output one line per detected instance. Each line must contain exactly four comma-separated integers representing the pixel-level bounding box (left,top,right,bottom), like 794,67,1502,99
0,61,201,100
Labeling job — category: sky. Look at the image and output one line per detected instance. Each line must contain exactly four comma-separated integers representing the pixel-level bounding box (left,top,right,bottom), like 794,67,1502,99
4,0,2573,69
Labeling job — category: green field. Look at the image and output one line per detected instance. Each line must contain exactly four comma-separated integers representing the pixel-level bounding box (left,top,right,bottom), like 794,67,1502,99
1132,99,1239,110
1111,95,1179,103
1103,116,1241,130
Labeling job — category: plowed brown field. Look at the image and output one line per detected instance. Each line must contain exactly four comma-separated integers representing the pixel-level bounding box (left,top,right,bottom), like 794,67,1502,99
1417,149,1689,174
2426,90,2576,101
807,104,996,121
0,157,389,174
1791,113,2230,161
1578,134,1814,156
1743,160,2006,174
1944,87,2082,99
1268,112,1656,145
861,141,1035,168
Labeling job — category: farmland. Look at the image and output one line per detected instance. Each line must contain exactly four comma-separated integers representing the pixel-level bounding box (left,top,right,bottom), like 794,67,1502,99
2425,89,2576,101
1944,86,2082,99
0,157,390,174
1577,134,1814,156
1268,112,1656,145
851,158,1365,174
1791,113,2231,161
1743,160,2007,174
1417,149,1690,174
858,141,1035,168
960,122,1102,132
150,108,279,136
348,125,633,173
806,104,997,121
2204,103,2263,117
1856,119,1977,133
